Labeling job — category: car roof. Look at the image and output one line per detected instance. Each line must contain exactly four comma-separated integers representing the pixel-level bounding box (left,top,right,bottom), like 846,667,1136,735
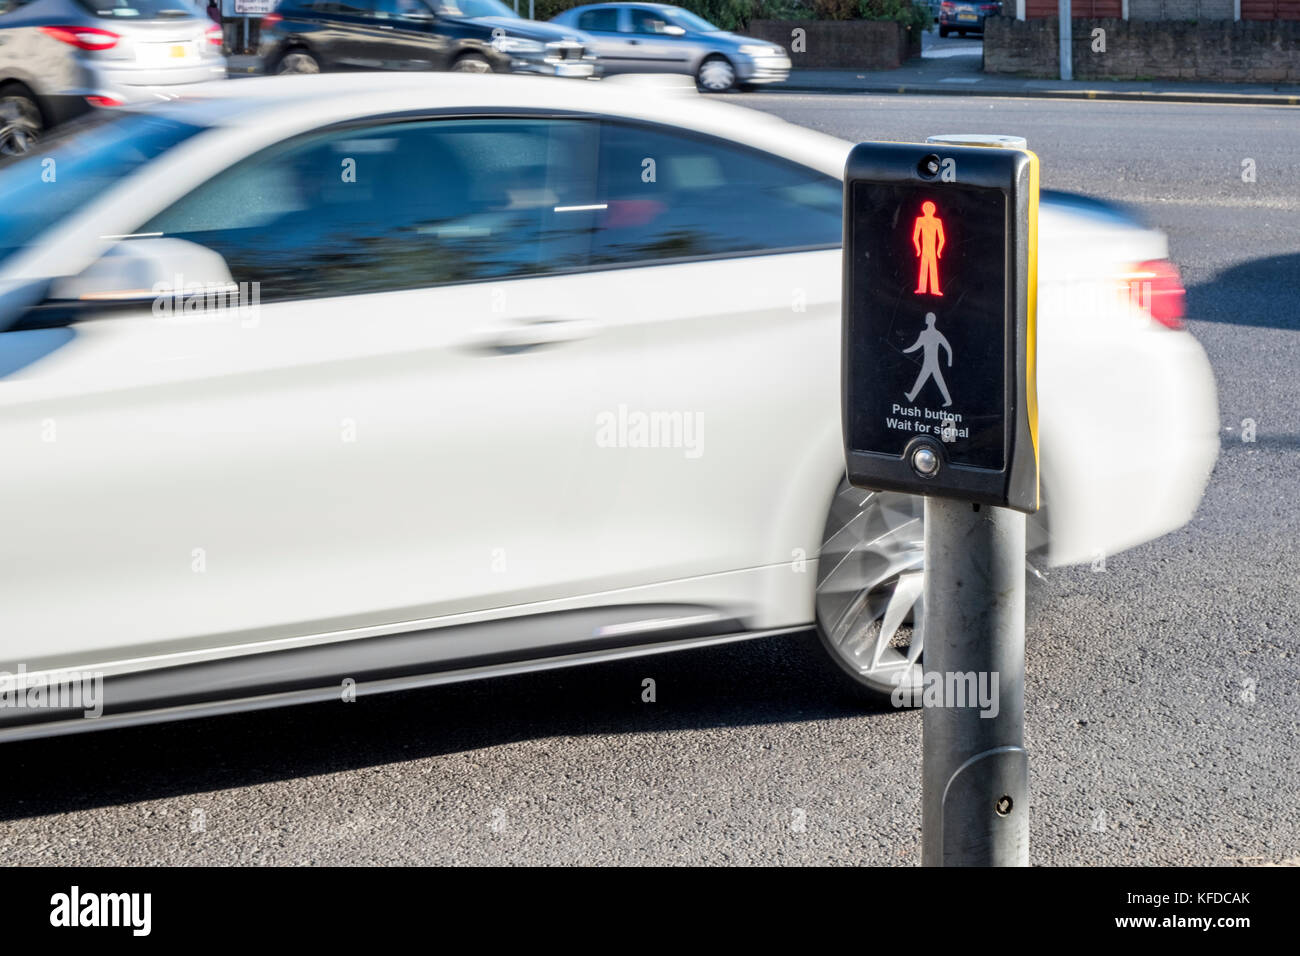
150,72,851,177
567,2,683,10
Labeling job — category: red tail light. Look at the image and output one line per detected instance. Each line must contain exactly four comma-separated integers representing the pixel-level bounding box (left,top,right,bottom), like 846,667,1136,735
85,95,124,107
1124,259,1186,329
262,12,283,28
41,25,119,50
206,23,223,46
940,1,956,8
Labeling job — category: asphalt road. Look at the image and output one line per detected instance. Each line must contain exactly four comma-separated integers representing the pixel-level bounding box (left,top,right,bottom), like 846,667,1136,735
3,94,1297,866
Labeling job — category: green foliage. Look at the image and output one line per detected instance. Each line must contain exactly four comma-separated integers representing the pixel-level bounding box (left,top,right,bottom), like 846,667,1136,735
528,0,926,32
813,0,930,28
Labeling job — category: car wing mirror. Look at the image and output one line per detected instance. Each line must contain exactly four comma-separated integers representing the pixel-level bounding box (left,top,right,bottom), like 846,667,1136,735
46,237,237,311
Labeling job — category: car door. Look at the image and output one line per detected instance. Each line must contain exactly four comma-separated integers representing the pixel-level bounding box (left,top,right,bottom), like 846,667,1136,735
369,0,445,69
327,0,400,69
572,6,626,69
618,6,690,72
536,118,843,602
0,115,635,671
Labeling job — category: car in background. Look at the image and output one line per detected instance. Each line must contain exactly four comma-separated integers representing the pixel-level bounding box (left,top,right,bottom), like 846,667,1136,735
259,0,595,77
550,3,789,92
0,73,1217,739
0,0,225,155
938,0,1001,37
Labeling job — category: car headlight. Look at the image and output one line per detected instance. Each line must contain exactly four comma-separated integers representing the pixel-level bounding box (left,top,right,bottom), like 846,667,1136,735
738,44,781,56
492,36,545,54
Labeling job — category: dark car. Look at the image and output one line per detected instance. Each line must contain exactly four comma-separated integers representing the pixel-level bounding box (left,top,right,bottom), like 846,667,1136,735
259,0,596,77
938,0,1000,37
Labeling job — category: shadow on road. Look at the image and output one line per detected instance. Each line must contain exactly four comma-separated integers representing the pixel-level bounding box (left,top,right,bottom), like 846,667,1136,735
1185,253,1300,331
0,629,900,821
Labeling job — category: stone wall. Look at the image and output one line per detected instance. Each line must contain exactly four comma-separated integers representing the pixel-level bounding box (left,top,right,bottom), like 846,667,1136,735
747,19,918,70
1127,0,1236,18
984,16,1300,82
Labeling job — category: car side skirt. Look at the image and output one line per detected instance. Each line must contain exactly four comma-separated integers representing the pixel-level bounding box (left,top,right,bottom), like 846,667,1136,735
0,605,805,743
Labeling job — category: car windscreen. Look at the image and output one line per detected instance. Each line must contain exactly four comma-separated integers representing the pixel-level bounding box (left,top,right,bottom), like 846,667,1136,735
74,0,196,18
435,0,515,17
0,113,207,267
666,8,719,32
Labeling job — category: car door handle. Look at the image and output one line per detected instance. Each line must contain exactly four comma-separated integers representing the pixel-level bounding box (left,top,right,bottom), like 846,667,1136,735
464,317,598,353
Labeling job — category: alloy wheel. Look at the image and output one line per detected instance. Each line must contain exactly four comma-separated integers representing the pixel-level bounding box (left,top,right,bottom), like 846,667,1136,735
815,481,926,698
277,51,320,74
0,94,41,156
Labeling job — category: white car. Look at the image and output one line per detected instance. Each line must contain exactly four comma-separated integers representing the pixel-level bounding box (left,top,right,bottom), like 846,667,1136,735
0,74,1218,739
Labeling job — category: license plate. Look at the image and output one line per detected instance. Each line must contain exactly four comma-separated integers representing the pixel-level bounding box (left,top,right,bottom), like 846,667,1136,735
957,12,978,20
555,62,593,78
138,41,193,65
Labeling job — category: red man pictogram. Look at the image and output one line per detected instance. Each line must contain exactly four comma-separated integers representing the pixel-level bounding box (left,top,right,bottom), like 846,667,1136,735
912,201,946,296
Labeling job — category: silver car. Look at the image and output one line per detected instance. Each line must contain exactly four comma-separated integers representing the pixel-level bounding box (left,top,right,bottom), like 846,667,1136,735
550,2,789,93
0,0,225,155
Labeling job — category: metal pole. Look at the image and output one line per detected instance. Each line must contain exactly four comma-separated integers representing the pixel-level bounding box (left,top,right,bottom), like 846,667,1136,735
1058,0,1072,81
529,0,534,18
921,498,1028,866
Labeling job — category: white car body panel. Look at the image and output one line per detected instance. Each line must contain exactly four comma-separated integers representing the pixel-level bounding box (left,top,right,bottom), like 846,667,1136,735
0,74,1218,687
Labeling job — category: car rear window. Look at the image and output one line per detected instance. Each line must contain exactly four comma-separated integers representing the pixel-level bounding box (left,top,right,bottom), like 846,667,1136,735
74,0,197,18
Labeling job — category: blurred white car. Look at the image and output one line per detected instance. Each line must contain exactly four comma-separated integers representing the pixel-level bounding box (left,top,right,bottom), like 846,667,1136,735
0,73,1217,738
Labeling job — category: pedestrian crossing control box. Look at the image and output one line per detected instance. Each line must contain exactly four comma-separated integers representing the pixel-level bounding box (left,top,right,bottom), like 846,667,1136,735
842,141,1040,512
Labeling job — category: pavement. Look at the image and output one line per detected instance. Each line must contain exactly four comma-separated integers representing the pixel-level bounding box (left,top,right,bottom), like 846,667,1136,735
771,31,1300,105
1,93,1296,866
227,33,1300,105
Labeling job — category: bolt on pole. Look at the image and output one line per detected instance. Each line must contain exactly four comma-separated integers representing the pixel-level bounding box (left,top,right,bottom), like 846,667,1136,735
921,498,1029,866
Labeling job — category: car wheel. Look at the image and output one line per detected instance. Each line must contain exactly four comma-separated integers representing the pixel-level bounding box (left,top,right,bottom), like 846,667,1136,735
696,55,736,93
276,50,320,74
815,480,926,701
938,25,950,37
451,53,493,74
0,87,42,157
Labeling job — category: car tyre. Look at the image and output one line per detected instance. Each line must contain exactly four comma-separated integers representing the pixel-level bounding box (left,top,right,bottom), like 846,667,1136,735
696,55,736,93
0,85,43,157
938,25,950,37
275,49,321,74
451,53,494,74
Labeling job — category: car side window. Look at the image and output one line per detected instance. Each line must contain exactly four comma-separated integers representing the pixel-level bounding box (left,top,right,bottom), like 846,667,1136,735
590,121,842,267
373,0,429,18
626,7,670,34
576,8,618,31
141,118,601,301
